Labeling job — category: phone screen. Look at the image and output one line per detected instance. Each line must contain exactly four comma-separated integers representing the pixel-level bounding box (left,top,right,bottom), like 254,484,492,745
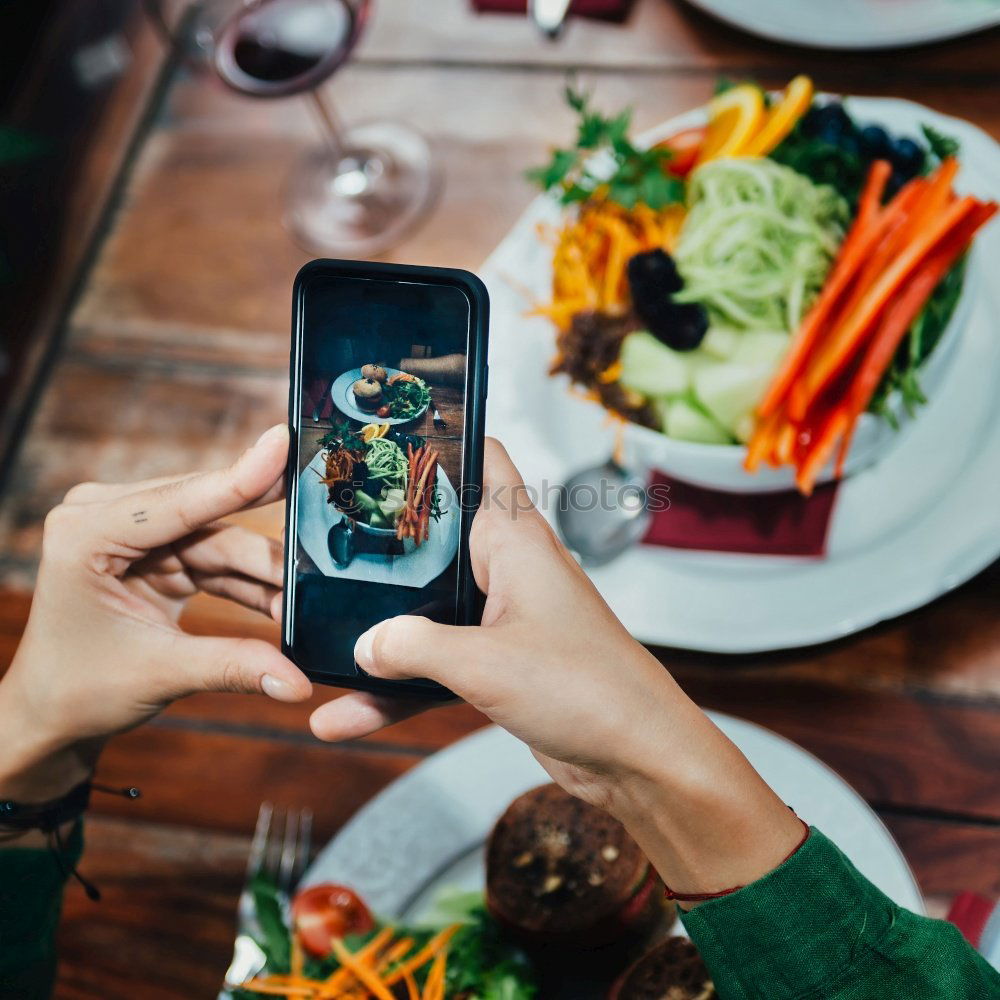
284,266,483,688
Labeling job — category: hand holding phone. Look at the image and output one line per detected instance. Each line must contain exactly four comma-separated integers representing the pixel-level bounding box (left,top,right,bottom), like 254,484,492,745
282,260,489,697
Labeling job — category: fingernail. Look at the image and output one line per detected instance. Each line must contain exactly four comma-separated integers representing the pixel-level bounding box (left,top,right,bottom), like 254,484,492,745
262,673,297,702
254,424,288,449
354,626,378,668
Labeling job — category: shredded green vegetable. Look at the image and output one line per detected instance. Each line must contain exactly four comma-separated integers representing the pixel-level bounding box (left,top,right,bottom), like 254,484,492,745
673,158,849,333
365,438,408,491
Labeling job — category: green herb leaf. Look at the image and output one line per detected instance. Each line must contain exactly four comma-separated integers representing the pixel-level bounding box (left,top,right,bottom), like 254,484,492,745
921,124,960,162
869,257,966,419
527,85,684,211
249,873,291,974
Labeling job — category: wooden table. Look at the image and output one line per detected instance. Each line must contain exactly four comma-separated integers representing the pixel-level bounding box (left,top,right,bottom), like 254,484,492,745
1,2,999,996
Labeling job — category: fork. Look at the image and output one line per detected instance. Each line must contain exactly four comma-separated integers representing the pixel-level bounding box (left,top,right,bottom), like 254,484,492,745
222,802,313,992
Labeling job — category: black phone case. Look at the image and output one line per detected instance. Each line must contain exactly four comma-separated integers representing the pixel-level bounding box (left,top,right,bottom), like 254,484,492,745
282,259,489,700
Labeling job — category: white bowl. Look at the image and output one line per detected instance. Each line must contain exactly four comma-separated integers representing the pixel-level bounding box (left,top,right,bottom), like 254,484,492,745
351,513,418,554
621,252,975,494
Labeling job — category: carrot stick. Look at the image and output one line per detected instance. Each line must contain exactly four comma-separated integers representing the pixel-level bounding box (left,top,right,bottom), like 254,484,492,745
330,938,397,1000
744,409,783,471
775,423,797,465
839,158,892,256
409,450,438,530
757,165,915,418
821,198,993,481
795,407,850,495
419,458,438,544
834,201,996,470
793,195,979,417
781,177,928,423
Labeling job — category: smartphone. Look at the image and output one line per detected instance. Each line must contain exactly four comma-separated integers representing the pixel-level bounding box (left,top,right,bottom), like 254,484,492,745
282,259,489,698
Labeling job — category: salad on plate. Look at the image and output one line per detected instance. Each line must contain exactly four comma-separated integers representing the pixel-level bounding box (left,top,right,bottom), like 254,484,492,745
529,76,996,493
227,783,710,1000
317,421,442,546
350,364,432,423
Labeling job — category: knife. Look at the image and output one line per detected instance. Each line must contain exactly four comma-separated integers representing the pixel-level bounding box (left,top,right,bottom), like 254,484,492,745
529,0,572,39
312,382,330,422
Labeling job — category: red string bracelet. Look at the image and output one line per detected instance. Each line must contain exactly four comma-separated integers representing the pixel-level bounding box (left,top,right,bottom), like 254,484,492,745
663,816,811,903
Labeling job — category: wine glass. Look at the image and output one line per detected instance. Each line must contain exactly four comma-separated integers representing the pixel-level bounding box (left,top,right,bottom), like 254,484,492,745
146,0,439,257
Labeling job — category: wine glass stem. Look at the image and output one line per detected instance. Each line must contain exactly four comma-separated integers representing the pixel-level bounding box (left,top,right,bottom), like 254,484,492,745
309,88,345,156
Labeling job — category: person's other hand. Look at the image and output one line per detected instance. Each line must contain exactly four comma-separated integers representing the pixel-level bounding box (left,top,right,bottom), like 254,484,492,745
309,438,705,815
310,439,803,897
0,424,311,799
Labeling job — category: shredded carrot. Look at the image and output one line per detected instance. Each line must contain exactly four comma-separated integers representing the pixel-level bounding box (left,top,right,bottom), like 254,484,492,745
241,981,316,998
596,361,623,384
422,951,448,1000
377,937,415,974
535,201,686,331
322,928,395,994
403,968,421,1000
291,935,305,981
330,938,397,1000
384,925,461,987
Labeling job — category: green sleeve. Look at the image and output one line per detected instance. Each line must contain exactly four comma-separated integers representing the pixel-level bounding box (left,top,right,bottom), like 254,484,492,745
680,827,1000,1000
0,821,82,1000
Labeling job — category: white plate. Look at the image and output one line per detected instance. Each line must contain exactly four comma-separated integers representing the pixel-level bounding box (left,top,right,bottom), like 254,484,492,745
331,367,431,426
297,450,460,588
305,719,924,925
483,96,1000,653
679,0,1000,50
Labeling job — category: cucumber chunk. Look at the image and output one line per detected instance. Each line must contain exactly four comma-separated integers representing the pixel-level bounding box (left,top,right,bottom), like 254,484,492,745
657,397,733,444
701,327,741,360
730,330,790,367
693,361,775,435
619,331,691,397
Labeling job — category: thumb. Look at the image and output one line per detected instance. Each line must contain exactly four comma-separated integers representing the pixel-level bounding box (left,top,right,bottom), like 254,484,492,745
354,615,476,688
167,635,313,703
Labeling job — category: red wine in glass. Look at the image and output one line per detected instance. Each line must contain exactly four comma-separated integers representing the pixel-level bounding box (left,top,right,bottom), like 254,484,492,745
148,0,438,256
213,0,363,98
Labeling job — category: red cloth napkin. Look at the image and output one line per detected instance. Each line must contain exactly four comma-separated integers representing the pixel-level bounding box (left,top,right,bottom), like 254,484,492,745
303,377,334,421
641,471,840,557
948,892,995,949
470,0,635,22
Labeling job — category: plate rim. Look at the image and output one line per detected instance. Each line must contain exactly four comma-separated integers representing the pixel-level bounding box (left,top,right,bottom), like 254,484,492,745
678,0,1000,51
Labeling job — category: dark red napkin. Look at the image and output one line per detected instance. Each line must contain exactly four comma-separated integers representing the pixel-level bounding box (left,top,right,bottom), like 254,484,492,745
948,893,995,949
470,0,636,22
303,377,335,421
641,471,840,557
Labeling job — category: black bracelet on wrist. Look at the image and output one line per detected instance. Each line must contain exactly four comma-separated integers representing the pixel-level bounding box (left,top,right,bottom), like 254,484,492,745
0,779,141,901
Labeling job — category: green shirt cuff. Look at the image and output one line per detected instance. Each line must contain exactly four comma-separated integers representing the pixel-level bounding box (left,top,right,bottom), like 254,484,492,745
679,827,897,1000
0,820,83,999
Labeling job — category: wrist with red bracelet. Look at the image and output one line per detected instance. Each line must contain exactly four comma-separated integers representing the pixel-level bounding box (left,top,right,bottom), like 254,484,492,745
664,816,811,904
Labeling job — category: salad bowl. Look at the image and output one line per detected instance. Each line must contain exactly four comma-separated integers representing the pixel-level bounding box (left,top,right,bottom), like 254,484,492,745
525,92,991,495
620,259,972,493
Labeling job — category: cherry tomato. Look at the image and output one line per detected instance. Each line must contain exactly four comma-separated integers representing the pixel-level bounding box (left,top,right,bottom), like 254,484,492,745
291,884,375,958
376,405,391,418
655,126,706,178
